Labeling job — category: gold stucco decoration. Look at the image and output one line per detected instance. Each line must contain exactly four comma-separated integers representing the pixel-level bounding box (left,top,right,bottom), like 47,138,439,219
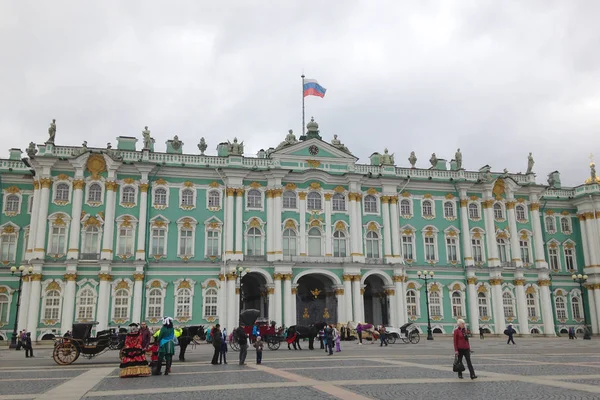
334,221,345,231
46,281,61,292
285,183,297,190
86,154,106,180
183,181,194,187
284,220,297,229
249,182,261,189
5,186,20,194
116,280,129,290
249,218,261,228
309,182,321,190
306,159,321,168
367,221,378,231
445,193,454,199
155,178,167,185
178,280,192,289
492,178,505,198
334,186,345,193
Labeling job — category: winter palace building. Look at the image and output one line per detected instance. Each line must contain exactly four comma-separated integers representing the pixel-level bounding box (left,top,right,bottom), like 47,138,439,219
1,118,600,341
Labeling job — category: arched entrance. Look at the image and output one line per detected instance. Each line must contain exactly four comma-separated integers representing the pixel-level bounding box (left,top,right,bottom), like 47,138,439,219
363,275,389,326
296,274,337,325
241,272,269,320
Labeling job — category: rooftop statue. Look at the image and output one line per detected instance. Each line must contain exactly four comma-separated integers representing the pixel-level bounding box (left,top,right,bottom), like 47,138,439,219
198,137,207,155
106,142,112,149
276,129,297,150
172,135,183,150
142,126,154,150
591,162,597,183
526,152,534,174
455,148,462,169
331,134,350,153
381,148,395,165
408,151,417,168
429,153,438,168
47,119,56,144
26,142,37,158
228,137,244,156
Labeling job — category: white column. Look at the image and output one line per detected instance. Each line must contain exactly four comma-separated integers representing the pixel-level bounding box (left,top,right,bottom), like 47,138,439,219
60,273,77,333
266,190,274,259
26,183,41,259
33,179,52,259
235,189,244,258
587,285,598,334
394,276,406,327
218,274,227,329
336,288,345,325
100,182,117,260
382,197,393,261
225,188,235,258
506,201,522,266
325,194,333,257
343,276,353,323
578,216,591,267
17,277,31,332
538,280,555,335
267,287,275,323
96,274,111,331
273,190,283,261
273,274,282,326
354,195,364,259
290,286,297,326
67,180,85,259
26,275,42,337
131,273,144,323
227,275,236,329
529,201,547,268
584,213,600,266
490,279,505,334
389,197,401,258
593,288,600,336
514,279,529,334
136,182,149,260
483,199,500,267
352,276,363,322
387,288,397,327
466,276,479,333
283,274,293,327
299,192,307,256
349,194,359,257
459,199,473,266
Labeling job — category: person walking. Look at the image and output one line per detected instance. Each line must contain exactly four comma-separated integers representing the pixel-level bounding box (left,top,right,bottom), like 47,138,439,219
252,323,259,344
253,336,264,364
356,323,363,345
24,332,33,358
15,330,23,350
379,326,388,347
479,327,484,340
505,324,516,345
236,325,249,365
140,322,151,350
153,317,176,375
211,324,222,365
333,325,341,352
325,325,334,355
453,319,477,380
219,330,228,364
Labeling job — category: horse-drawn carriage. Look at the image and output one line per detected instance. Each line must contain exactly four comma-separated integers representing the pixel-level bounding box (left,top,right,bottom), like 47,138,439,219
229,310,285,351
53,322,124,365
385,322,421,344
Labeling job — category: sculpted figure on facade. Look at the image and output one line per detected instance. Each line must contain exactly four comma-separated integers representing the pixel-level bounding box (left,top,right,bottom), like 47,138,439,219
380,148,395,165
276,129,297,150
330,134,350,153
26,142,37,158
142,126,154,150
527,152,535,174
172,135,183,150
47,119,56,144
455,148,462,169
408,151,417,168
591,162,597,183
228,137,244,155
429,153,438,168
198,137,208,155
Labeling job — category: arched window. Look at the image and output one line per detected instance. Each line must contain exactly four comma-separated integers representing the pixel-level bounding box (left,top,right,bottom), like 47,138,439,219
545,216,555,232
76,288,95,321
429,291,441,317
204,288,218,317
526,293,537,318
247,189,261,208
406,290,417,316
502,292,515,318
206,230,219,257
451,291,463,318
154,188,167,206
400,199,411,216
114,289,129,319
364,195,378,213
422,200,433,217
0,231,17,262
282,191,296,209
208,190,220,208
0,293,8,323
5,195,19,213
175,288,192,318
181,188,194,207
332,193,346,211
82,226,100,255
88,183,102,203
366,231,380,259
247,227,262,256
282,229,297,256
561,217,571,233
308,227,322,256
333,230,347,257
555,296,567,320
477,292,489,318
444,201,454,218
468,203,479,219
515,205,526,220
44,290,61,320
307,192,322,211
121,186,136,204
147,288,163,319
493,203,503,220
55,183,70,202
497,238,508,263
572,297,582,320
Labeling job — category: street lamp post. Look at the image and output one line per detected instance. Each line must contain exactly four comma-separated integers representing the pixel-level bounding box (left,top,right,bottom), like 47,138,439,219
235,266,251,326
572,274,592,340
9,265,33,349
417,270,435,341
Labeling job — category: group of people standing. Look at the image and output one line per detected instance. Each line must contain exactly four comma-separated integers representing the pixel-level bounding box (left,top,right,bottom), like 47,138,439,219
15,330,34,358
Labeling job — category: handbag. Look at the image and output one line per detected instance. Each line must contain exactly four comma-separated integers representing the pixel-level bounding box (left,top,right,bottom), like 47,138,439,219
453,355,466,372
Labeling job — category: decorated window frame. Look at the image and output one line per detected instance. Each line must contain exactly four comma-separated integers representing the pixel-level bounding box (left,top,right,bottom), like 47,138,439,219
119,184,138,208
515,203,528,223
470,228,486,265
204,217,223,259
525,285,540,321
115,215,138,260
399,195,413,219
245,185,264,211
80,214,104,258
40,279,64,326
307,225,324,257
401,225,416,263
427,282,444,320
443,200,456,221
420,196,435,219
562,240,577,272
560,216,571,234
544,215,556,234
332,220,349,258
553,289,568,322
0,285,15,325
151,179,169,210
468,201,481,221
174,278,196,323
421,225,439,264
201,278,220,322
307,190,323,212
476,284,491,321
363,221,382,260
281,219,299,257
547,239,561,271
149,215,170,259
282,190,298,210
363,193,380,215
444,227,461,265
447,282,466,319
180,182,197,211
0,222,20,264
405,281,422,320
85,180,105,207
496,230,511,264
3,186,22,216
245,217,266,256
331,192,347,212
493,201,505,222
21,225,29,261
111,279,133,324
145,279,168,323
52,179,72,206
176,217,198,260
570,289,584,321
47,213,70,257
206,188,222,211
502,288,516,320
75,279,98,322
518,230,533,266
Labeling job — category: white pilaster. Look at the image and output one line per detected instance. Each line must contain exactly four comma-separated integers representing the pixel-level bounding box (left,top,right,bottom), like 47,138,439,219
389,197,402,260
67,180,85,259
299,192,307,256
283,274,293,327
131,273,144,323
584,214,600,266
273,274,282,326
17,278,31,332
490,278,505,334
225,189,235,259
382,197,393,261
266,190,274,260
290,286,297,326
587,285,598,334
593,288,600,336
483,198,500,267
33,179,51,259
506,200,523,266
351,276,363,322
336,288,345,325
459,198,473,266
387,287,397,327
96,273,111,331
100,182,117,259
60,272,77,333
26,275,42,336
351,194,364,262
26,183,41,259
538,280,555,335
227,274,236,329
393,275,406,327
272,189,283,261
218,274,227,328
514,276,529,334
136,182,149,260
325,194,333,257
343,276,353,323
529,199,547,268
466,274,479,333
234,189,244,259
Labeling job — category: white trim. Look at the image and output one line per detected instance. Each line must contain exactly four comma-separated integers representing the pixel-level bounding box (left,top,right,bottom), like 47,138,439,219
467,201,481,221
80,214,104,257
173,278,197,322
75,279,98,322
443,200,456,221
562,239,577,272
518,229,533,266
2,192,22,217
515,203,528,223
362,194,380,215
560,216,572,234
331,192,347,213
176,216,198,259
0,222,20,264
47,212,71,257
470,228,486,265
421,198,435,220
145,279,168,321
40,279,65,324
307,190,324,212
450,290,465,319
292,269,342,285
427,282,444,320
149,215,170,258
245,218,266,256
361,270,393,286
206,188,222,211
443,227,461,265
401,224,417,264
201,278,221,321
547,239,561,271
84,180,105,207
399,197,413,219
204,217,223,258
282,190,298,211
52,180,72,206
152,184,170,210
363,221,383,260
111,279,133,323
306,225,324,257
493,201,506,222
501,289,516,319
405,284,421,319
0,285,15,325
245,188,264,211
179,185,197,211
544,215,556,234
421,225,439,264
115,215,138,259
119,184,138,208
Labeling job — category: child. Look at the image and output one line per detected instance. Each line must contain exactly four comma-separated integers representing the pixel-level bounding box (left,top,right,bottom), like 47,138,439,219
335,327,341,352
148,337,159,370
253,336,264,364
219,330,228,364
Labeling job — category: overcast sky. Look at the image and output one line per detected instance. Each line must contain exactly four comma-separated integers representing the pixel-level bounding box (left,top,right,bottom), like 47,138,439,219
1,1,599,187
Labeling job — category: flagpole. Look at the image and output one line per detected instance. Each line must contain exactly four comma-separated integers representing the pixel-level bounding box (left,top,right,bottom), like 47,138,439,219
301,74,305,135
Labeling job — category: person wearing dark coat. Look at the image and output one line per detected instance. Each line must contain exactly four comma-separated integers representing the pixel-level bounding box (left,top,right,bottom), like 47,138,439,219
24,332,33,358
139,323,151,350
454,319,476,380
211,324,222,365
178,327,191,361
505,324,516,345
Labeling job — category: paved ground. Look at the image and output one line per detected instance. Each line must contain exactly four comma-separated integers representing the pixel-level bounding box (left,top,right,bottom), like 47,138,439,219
2,337,600,399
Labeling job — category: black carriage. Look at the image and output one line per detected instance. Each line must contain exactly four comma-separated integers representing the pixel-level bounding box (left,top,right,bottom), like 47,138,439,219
53,322,124,365
399,322,421,344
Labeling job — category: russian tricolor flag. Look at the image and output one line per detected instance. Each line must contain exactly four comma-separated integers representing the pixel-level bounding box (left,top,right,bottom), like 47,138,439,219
303,79,327,98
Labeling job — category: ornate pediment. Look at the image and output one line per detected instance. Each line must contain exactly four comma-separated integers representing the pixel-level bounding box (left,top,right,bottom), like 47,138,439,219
270,138,358,163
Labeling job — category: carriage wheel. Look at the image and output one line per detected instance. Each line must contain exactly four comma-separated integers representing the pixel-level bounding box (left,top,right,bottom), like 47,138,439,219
230,341,240,352
387,334,397,345
53,342,80,365
409,331,420,344
401,334,409,344
267,339,280,351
